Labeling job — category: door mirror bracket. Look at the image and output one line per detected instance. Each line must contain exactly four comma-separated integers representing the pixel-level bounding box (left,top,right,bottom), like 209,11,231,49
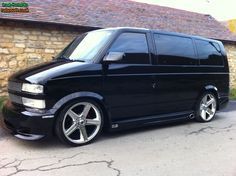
103,52,124,63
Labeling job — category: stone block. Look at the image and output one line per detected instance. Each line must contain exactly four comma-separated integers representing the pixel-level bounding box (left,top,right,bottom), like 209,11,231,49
14,35,27,40
9,60,17,68
39,36,49,41
25,48,35,53
3,34,13,39
0,48,9,54
0,43,14,48
45,49,55,54
15,43,26,48
28,35,38,40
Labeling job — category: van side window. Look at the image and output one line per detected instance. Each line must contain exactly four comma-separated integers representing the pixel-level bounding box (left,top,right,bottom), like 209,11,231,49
195,39,223,66
154,34,197,65
108,32,149,64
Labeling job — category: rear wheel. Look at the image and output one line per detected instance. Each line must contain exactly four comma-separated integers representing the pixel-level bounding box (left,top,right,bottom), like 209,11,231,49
55,99,104,146
195,92,217,122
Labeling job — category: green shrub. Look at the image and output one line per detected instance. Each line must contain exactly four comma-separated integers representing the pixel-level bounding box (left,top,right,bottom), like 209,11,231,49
230,89,236,100
0,97,7,111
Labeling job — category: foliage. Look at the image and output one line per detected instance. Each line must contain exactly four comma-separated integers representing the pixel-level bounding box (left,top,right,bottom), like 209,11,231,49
230,89,236,100
0,97,7,111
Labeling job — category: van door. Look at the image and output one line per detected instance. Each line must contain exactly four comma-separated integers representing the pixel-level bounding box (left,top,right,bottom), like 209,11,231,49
152,33,199,115
102,31,157,121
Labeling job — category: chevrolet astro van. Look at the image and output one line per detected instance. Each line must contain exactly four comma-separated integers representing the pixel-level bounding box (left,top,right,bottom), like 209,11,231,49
2,27,229,146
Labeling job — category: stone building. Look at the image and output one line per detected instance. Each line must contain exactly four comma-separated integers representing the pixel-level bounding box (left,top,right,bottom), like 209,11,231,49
0,0,236,96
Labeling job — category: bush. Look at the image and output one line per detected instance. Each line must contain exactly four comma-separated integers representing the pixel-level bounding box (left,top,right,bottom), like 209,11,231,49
0,97,7,111
230,89,236,100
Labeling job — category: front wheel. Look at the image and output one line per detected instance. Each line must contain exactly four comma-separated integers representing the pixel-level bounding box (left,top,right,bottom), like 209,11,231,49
55,99,104,146
195,92,217,122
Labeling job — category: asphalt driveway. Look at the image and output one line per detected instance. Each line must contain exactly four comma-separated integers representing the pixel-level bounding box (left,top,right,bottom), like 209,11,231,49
0,101,236,176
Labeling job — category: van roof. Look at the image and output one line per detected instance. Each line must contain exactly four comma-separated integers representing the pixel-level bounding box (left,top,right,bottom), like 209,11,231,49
98,27,221,43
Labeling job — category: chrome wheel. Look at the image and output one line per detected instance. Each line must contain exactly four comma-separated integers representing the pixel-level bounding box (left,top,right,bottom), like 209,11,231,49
62,102,102,144
199,94,217,121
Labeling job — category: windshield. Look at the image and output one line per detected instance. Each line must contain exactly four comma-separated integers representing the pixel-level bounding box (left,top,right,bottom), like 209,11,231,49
56,30,113,62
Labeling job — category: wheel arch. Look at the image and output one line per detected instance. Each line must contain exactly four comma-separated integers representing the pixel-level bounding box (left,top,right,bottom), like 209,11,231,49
51,92,111,131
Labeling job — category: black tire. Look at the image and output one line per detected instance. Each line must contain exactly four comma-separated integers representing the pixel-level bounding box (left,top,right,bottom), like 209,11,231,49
195,92,217,122
55,99,104,147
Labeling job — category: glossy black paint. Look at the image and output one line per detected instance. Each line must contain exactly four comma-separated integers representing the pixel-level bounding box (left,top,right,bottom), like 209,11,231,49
2,27,229,137
2,101,54,136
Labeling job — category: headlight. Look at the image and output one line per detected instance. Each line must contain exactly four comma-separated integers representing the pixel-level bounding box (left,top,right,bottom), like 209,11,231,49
22,97,45,109
22,83,44,94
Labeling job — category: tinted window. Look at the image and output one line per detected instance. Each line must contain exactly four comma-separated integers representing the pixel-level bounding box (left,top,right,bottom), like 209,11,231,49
154,34,197,65
195,39,223,66
109,32,149,64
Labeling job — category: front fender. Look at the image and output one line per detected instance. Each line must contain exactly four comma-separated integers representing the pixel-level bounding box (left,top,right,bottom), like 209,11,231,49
49,91,104,114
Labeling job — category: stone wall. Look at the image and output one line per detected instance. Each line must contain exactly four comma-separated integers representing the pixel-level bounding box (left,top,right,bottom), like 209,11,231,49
224,43,236,89
0,20,92,96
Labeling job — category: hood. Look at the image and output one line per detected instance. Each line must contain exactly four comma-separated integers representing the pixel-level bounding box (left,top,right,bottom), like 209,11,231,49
9,60,94,84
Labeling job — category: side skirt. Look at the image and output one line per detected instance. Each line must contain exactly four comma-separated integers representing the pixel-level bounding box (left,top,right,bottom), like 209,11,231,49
109,111,194,131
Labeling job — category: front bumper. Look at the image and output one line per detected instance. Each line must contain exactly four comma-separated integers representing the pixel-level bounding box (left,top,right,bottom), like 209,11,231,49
2,100,55,140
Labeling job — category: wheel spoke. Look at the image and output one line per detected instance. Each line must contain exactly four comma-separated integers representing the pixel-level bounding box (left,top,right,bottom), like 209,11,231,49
202,95,207,105
206,98,214,107
81,104,91,118
200,104,204,111
65,123,77,136
79,126,88,141
201,110,207,120
86,119,100,126
206,108,214,115
68,110,80,121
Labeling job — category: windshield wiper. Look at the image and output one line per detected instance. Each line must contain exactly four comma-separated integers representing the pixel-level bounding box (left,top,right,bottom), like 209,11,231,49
71,59,85,62
56,56,85,62
57,56,70,60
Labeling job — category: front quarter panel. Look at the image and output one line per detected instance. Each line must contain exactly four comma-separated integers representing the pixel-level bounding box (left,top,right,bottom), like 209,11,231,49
45,64,104,109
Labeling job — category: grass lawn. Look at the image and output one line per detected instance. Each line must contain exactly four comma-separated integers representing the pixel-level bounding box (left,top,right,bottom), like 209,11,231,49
230,89,236,100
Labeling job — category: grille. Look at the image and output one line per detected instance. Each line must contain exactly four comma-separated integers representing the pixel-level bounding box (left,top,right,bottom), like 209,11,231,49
9,93,22,105
8,81,22,92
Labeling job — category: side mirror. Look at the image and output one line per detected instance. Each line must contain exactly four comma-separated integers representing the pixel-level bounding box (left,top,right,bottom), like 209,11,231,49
103,52,124,62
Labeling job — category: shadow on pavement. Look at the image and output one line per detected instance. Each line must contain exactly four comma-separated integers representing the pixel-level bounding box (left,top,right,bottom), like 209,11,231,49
218,101,236,112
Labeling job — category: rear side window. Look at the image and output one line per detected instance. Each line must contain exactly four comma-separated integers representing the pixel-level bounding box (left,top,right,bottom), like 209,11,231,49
109,32,149,64
154,34,197,65
195,39,223,66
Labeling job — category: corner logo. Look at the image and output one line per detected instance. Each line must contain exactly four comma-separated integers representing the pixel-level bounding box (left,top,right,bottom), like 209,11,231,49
1,2,29,13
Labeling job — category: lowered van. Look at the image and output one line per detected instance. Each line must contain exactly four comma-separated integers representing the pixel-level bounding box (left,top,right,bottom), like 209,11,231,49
2,27,229,146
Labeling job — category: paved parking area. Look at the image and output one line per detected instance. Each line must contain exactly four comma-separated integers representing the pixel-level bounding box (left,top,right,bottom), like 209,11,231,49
0,101,236,176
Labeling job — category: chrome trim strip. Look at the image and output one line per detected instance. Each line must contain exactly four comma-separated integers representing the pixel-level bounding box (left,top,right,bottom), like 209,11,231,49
42,115,54,119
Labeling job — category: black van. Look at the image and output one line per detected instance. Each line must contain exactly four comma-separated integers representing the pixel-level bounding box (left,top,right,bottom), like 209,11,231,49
2,27,229,146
